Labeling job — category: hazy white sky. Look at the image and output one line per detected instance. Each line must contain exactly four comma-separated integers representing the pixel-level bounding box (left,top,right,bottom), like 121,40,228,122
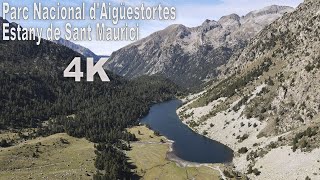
2,0,303,55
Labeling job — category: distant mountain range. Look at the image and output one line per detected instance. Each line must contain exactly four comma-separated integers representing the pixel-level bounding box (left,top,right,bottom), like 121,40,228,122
105,5,294,88
54,38,109,60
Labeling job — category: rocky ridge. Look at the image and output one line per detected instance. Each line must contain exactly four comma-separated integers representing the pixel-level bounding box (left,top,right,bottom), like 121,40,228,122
105,5,293,88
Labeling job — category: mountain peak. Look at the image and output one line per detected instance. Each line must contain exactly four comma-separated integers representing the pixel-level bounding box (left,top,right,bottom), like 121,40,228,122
165,24,187,31
201,19,220,32
218,14,241,29
219,13,241,22
245,5,294,18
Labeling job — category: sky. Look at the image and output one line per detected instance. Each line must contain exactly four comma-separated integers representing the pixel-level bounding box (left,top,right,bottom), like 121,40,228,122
1,0,303,55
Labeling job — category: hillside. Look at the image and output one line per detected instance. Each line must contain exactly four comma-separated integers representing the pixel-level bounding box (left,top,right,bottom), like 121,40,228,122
0,133,95,179
178,0,319,179
105,5,293,88
0,17,180,179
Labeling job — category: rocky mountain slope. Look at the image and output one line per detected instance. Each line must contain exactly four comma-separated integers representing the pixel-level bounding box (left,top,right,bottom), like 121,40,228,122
105,5,293,88
178,0,319,179
54,38,101,60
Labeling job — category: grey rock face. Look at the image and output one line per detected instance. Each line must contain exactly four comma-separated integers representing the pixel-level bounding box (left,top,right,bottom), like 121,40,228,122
106,5,293,88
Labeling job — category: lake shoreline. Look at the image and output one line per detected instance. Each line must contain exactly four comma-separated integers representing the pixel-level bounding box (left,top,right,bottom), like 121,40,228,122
165,139,221,167
140,124,215,167
140,99,233,164
139,125,228,179
126,125,225,179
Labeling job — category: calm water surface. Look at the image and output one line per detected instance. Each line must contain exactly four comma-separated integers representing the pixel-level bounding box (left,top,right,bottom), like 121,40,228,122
141,100,233,163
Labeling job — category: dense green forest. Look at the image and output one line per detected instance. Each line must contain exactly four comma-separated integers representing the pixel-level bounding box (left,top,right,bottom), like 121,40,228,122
0,18,182,179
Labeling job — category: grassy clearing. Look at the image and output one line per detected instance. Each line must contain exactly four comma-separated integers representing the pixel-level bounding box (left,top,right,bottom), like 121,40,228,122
0,133,96,180
127,125,166,143
126,126,221,180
